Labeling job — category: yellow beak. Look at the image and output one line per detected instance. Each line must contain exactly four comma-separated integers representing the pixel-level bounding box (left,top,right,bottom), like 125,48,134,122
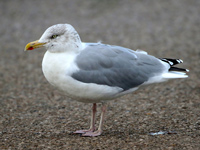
24,40,46,51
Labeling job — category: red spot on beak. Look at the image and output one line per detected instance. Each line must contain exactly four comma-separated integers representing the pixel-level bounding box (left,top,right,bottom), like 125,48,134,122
27,47,34,50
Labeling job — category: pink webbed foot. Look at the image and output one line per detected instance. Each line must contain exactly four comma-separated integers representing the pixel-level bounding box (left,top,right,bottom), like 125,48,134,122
73,103,106,137
74,103,97,134
82,130,102,137
73,128,95,134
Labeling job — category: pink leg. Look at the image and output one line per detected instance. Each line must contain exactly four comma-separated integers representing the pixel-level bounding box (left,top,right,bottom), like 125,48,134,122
82,103,107,137
74,103,97,134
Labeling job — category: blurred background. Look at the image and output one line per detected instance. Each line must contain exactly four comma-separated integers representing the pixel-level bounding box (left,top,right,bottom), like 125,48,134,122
0,0,200,149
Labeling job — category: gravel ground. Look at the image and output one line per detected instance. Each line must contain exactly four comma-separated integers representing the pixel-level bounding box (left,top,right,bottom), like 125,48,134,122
0,0,200,149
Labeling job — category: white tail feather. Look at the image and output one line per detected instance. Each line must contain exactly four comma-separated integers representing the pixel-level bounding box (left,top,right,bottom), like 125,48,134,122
162,71,188,78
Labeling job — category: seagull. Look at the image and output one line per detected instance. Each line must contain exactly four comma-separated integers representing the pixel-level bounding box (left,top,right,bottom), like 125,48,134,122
25,24,189,136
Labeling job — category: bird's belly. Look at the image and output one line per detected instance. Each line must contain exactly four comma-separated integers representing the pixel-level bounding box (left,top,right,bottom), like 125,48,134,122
42,52,123,103
43,70,123,102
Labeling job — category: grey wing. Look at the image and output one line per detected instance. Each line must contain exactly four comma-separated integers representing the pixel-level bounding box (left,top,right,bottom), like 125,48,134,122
72,43,165,91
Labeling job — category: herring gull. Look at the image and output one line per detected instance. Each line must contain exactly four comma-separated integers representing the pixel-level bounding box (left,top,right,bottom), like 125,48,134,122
25,24,189,136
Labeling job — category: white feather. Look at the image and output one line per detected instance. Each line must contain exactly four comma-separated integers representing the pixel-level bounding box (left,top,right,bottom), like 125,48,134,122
162,72,188,78
136,49,148,55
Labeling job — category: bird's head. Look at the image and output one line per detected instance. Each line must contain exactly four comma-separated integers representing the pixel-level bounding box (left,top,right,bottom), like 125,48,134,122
25,24,82,53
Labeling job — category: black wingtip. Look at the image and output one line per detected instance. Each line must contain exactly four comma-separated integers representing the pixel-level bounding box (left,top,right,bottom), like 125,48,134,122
160,58,183,66
169,67,188,72
160,58,189,73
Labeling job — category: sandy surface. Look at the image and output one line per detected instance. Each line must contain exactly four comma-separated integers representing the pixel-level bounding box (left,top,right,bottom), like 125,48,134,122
0,0,200,149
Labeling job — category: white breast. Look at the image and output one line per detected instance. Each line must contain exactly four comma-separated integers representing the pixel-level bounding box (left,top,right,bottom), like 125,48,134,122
42,51,123,103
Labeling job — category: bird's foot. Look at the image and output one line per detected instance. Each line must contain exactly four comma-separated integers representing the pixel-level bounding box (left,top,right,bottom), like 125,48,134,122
81,130,102,137
73,128,94,134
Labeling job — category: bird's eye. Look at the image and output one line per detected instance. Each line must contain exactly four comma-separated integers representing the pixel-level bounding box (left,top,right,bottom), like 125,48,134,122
51,35,58,39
